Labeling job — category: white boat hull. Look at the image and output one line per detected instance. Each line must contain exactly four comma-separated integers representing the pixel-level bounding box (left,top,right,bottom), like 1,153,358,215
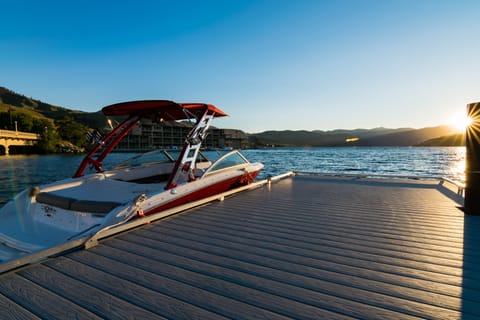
0,160,263,262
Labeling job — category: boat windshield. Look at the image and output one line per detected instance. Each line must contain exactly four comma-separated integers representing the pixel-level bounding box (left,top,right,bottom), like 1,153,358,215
207,151,249,173
113,149,210,169
113,150,174,168
201,149,231,162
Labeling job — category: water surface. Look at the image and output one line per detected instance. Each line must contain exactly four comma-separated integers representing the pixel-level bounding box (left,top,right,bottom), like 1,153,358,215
0,147,466,206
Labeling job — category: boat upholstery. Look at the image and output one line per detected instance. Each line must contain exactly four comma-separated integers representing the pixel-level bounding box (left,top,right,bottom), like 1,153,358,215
36,192,121,215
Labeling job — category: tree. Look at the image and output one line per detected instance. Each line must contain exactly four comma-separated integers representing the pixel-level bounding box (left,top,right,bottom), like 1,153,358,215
55,117,90,148
0,110,33,131
33,119,60,154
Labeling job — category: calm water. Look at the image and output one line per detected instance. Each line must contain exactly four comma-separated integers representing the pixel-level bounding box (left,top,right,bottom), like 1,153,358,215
0,147,466,206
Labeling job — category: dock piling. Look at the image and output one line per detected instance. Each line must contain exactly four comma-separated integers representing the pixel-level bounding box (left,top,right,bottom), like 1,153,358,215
465,102,480,215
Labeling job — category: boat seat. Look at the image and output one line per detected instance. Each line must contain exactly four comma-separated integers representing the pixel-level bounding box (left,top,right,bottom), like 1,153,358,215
36,192,122,215
36,192,74,210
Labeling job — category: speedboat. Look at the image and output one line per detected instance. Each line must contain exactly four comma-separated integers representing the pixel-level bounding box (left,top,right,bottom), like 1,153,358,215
0,100,263,262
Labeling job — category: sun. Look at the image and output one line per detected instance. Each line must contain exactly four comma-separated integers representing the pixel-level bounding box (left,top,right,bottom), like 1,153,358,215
450,112,472,132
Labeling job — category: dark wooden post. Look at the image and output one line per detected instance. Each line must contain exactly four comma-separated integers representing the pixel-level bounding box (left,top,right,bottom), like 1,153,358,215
465,102,480,214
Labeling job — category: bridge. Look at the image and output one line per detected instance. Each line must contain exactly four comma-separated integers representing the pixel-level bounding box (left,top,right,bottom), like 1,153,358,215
0,129,41,155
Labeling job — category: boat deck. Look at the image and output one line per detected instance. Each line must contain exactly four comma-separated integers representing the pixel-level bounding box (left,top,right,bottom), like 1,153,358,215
1,174,479,319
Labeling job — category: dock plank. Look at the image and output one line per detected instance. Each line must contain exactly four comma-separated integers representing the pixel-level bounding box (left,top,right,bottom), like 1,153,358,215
0,293,41,320
65,250,293,320
151,219,478,299
165,215,471,270
136,219,477,287
167,219,476,276
170,209,473,265
0,273,101,319
186,200,471,248
129,227,478,312
18,264,165,320
42,256,228,320
93,240,408,319
114,231,469,319
1,175,480,319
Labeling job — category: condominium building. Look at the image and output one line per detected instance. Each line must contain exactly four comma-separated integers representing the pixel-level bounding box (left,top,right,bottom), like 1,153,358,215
115,119,249,151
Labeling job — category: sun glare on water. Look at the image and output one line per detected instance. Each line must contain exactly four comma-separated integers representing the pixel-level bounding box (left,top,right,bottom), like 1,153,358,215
451,112,472,132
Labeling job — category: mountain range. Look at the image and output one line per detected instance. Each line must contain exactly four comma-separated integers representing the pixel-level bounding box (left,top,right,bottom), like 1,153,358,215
248,125,460,147
1,86,462,148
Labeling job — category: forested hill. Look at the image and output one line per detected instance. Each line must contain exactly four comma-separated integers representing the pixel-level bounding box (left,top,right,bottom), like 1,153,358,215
0,87,105,128
417,133,465,146
0,86,104,153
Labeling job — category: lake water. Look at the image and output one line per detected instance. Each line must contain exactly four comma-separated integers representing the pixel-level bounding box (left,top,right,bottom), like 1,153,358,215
0,147,466,206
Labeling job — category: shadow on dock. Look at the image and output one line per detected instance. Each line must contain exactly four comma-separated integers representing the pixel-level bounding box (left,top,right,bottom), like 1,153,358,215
462,214,480,318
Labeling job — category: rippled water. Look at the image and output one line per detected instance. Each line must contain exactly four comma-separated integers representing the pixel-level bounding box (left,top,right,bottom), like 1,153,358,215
0,147,466,206
243,147,466,181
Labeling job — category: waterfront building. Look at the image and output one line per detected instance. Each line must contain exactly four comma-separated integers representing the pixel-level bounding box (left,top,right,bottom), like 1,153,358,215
115,119,249,151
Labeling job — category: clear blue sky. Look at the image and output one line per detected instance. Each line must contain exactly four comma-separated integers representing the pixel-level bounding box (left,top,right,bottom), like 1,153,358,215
1,0,479,133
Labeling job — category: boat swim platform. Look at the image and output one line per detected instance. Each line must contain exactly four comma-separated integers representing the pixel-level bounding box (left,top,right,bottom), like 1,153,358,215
1,173,480,319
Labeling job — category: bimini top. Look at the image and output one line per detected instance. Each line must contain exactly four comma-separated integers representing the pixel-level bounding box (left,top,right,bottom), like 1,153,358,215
102,100,228,121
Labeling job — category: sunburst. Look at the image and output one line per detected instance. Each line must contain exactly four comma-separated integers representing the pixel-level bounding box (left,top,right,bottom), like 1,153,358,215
451,112,472,132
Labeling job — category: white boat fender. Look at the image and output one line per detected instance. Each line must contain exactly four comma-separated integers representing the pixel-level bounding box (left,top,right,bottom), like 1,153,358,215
29,186,40,197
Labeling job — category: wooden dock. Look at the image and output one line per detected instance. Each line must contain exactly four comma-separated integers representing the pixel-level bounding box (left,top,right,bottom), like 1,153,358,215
1,174,479,319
